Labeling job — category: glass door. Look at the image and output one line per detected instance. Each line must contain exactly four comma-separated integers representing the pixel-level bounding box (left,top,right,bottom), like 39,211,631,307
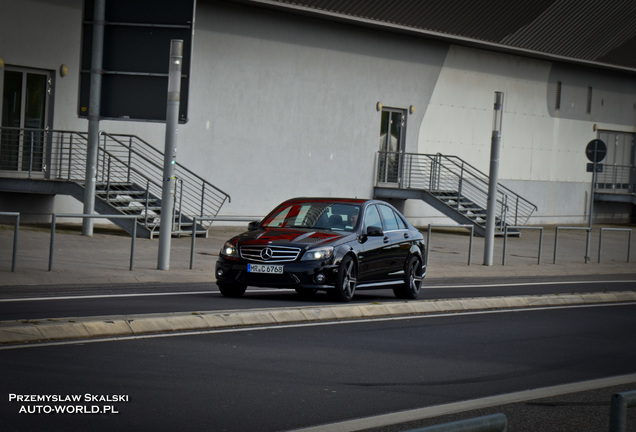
1,68,50,177
377,108,406,185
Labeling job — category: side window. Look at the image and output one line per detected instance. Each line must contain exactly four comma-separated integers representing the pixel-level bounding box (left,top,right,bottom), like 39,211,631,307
363,205,382,231
395,211,408,230
378,205,399,231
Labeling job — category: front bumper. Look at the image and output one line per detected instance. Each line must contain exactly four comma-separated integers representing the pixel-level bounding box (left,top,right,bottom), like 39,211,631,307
215,257,339,289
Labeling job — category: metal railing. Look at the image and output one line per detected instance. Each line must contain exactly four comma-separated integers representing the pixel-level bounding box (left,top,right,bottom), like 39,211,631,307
0,212,20,272
599,227,632,263
376,152,537,230
553,226,593,264
610,390,636,432
99,133,231,235
426,224,474,266
49,213,139,271
1,127,231,236
401,413,507,432
596,164,636,194
502,226,544,265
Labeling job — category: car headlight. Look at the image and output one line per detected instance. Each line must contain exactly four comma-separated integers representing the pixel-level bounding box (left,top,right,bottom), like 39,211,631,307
221,241,238,257
301,246,333,261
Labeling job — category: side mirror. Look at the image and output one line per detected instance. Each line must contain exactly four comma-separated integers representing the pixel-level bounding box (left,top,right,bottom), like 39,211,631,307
248,221,260,231
366,225,384,236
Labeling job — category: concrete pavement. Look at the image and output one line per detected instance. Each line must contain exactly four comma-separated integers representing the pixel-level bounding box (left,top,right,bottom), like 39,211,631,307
0,222,635,345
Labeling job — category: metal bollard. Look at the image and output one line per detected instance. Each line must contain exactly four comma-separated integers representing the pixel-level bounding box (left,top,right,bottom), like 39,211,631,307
609,390,636,432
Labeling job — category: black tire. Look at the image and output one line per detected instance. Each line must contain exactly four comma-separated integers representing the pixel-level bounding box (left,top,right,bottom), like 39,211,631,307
333,255,357,302
393,255,423,300
217,282,247,298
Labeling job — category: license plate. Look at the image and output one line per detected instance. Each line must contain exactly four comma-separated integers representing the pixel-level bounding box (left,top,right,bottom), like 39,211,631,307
247,264,284,274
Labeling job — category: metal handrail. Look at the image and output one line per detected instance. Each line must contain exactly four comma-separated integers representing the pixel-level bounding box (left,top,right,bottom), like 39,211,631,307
425,224,474,266
0,127,230,237
100,132,231,234
376,151,538,230
596,164,636,194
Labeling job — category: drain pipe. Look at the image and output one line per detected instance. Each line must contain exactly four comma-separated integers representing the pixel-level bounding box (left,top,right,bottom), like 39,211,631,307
483,92,504,266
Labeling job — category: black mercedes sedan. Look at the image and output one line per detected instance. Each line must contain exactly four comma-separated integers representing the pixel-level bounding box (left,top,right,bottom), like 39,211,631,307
215,197,426,302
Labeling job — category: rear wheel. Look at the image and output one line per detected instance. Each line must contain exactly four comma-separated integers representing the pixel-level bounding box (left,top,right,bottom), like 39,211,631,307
217,282,247,298
393,255,422,299
332,255,357,302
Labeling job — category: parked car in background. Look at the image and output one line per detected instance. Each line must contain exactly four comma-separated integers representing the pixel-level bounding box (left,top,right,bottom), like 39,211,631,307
215,197,426,301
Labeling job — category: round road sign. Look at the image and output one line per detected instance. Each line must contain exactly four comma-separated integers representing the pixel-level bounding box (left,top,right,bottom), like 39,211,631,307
585,139,607,163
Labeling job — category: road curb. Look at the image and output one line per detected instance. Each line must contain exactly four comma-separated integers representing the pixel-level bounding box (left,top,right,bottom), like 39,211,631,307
1,292,635,345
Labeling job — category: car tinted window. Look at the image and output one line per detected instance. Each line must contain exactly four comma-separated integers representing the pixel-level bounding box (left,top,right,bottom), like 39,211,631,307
363,205,382,230
263,202,359,231
378,205,399,231
395,210,408,229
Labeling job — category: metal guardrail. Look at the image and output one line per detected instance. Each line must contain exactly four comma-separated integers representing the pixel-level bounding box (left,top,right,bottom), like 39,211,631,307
2,213,635,273
401,413,507,432
0,212,20,272
426,224,475,266
502,226,544,265
49,214,138,271
376,151,538,231
610,390,636,432
599,228,632,263
553,227,593,264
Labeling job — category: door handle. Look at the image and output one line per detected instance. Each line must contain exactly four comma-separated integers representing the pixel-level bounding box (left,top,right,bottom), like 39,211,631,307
403,233,410,239
383,236,390,243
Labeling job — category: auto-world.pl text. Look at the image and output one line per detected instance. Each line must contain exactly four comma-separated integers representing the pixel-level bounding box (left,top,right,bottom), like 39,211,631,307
9,394,128,414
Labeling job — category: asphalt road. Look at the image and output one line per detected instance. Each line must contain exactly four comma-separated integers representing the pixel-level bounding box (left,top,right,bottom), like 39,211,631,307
1,276,635,321
1,303,635,432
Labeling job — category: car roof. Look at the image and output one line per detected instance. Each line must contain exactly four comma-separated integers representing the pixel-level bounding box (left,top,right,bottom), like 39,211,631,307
281,197,370,205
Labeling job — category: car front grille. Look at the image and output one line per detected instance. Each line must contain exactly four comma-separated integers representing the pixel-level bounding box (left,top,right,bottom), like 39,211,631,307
240,245,301,262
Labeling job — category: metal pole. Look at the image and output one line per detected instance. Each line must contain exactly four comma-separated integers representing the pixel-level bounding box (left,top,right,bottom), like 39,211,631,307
484,91,504,266
609,390,636,432
49,214,57,271
82,0,105,237
158,40,183,270
11,213,19,272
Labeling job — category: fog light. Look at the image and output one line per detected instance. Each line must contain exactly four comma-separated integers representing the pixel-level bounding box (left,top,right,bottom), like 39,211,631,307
216,269,224,278
315,273,326,284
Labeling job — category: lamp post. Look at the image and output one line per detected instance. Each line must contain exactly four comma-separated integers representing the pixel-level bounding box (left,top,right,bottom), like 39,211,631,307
483,91,504,266
157,40,183,270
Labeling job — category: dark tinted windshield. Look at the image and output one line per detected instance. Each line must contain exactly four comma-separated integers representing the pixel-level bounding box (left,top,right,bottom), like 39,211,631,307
262,202,360,232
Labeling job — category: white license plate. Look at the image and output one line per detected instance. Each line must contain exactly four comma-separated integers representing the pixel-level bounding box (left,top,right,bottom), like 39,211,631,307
248,264,284,274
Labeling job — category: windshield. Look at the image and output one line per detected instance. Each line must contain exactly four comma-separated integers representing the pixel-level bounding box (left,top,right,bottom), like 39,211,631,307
262,202,360,232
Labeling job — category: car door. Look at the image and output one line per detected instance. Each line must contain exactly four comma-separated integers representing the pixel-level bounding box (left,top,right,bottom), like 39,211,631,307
356,204,391,282
376,204,411,280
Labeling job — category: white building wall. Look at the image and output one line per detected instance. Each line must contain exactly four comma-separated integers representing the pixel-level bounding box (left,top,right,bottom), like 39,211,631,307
1,0,635,226
406,45,635,226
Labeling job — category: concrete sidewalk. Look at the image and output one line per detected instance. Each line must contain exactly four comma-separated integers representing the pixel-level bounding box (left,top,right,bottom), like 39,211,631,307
1,223,635,288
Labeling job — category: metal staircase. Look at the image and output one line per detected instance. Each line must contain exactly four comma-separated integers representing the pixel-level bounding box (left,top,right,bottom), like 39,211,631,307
0,128,230,238
374,152,537,236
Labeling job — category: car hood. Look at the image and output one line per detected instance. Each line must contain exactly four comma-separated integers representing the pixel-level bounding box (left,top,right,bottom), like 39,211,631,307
234,227,351,248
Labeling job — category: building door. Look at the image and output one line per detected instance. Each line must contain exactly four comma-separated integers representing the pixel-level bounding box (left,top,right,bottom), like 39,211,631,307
0,67,51,177
377,108,406,185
